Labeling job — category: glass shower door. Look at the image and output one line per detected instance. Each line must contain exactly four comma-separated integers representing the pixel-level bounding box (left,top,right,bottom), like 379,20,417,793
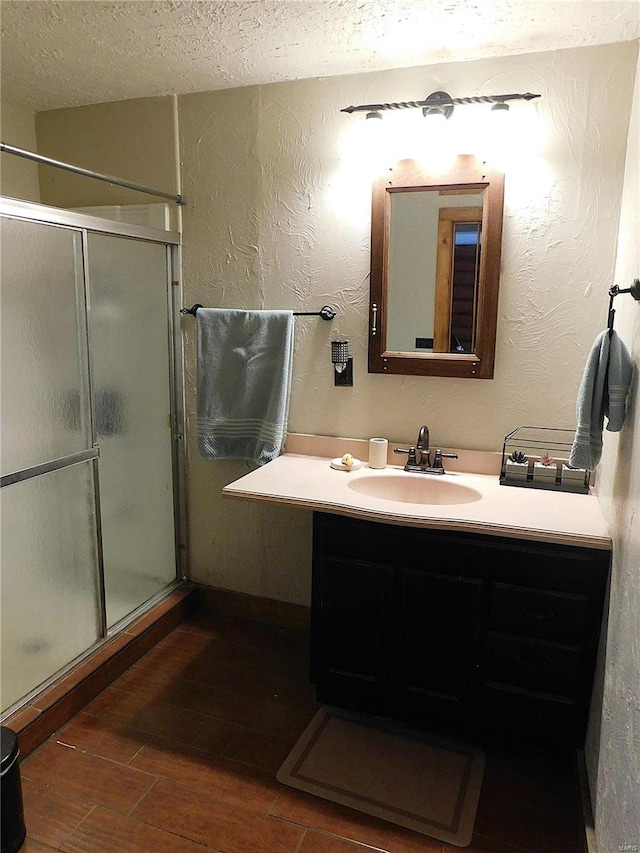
86,233,177,628
0,218,102,711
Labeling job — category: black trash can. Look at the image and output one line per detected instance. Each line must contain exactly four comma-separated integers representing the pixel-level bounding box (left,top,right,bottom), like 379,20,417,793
1,727,26,853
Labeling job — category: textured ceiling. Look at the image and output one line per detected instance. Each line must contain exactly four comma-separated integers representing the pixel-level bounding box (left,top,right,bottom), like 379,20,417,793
1,0,639,111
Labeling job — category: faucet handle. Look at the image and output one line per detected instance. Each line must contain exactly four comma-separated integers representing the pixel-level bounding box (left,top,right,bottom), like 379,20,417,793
393,446,422,471
431,449,458,470
406,446,419,467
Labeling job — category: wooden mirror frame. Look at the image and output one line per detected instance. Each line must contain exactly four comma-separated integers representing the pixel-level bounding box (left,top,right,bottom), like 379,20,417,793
368,155,505,379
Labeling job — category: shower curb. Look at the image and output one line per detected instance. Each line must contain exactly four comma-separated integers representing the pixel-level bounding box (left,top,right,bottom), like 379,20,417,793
1,583,198,758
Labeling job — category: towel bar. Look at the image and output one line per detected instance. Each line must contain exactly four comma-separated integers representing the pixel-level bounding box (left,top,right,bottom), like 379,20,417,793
180,304,336,320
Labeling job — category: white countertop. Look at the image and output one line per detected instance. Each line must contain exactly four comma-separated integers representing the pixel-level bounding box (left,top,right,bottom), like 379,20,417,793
222,438,611,551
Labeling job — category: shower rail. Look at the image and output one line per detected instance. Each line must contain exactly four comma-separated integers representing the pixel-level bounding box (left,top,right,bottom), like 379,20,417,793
0,142,186,206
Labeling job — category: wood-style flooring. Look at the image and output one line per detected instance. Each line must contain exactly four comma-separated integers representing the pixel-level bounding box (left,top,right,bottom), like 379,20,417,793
18,610,581,852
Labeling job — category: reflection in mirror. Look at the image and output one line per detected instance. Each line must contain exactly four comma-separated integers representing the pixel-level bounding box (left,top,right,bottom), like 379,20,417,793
387,189,484,354
369,156,504,379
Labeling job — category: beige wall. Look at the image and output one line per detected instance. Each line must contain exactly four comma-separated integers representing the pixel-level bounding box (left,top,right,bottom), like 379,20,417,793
35,96,178,211
32,43,638,611
180,42,637,604
0,99,40,201
587,48,640,853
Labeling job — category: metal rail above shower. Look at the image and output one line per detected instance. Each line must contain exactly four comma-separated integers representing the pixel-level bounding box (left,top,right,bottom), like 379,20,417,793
0,142,186,206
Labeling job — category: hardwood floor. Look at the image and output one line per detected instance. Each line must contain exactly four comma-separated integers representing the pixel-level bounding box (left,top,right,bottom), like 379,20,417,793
18,610,582,852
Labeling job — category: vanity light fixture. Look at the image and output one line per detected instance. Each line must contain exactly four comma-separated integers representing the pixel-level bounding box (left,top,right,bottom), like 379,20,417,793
422,91,454,122
341,90,540,121
331,340,353,387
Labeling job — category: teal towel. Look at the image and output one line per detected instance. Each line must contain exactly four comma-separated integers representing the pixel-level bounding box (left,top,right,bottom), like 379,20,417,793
197,309,294,465
569,329,633,470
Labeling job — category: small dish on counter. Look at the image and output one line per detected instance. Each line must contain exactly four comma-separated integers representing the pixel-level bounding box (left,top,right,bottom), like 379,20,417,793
330,457,362,471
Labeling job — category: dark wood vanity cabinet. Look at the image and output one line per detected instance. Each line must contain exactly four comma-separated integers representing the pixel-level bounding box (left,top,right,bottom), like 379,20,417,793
311,512,610,746
394,567,483,726
313,555,394,708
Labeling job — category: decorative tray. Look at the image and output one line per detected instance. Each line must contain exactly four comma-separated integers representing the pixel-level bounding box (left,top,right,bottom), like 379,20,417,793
500,426,589,493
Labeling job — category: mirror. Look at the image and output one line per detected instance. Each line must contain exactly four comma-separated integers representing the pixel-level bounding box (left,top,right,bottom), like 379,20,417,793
368,155,504,379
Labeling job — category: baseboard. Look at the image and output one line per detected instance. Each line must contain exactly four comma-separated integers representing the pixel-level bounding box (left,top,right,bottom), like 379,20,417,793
576,749,598,853
2,583,198,758
197,584,310,631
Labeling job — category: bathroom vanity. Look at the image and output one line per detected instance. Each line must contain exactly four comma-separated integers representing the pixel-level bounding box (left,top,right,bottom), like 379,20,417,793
311,512,608,746
223,435,611,747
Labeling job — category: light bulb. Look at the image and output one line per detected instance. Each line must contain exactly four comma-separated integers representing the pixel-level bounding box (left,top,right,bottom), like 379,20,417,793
425,108,448,128
480,102,514,168
362,110,390,175
420,109,455,172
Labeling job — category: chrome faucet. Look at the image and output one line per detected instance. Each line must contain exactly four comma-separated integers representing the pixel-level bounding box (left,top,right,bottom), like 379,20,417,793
394,425,430,471
416,425,429,466
394,424,458,474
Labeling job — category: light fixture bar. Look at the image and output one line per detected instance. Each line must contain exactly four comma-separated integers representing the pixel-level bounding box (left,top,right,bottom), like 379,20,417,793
341,91,540,115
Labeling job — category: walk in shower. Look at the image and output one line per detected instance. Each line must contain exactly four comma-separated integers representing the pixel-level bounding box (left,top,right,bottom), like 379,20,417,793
0,196,185,716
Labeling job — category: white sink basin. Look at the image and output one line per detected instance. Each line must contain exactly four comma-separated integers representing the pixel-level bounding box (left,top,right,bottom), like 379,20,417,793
347,474,482,505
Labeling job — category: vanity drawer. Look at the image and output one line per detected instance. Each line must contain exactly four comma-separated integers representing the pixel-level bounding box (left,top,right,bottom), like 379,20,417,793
484,633,581,698
489,583,588,644
482,683,579,744
315,515,391,563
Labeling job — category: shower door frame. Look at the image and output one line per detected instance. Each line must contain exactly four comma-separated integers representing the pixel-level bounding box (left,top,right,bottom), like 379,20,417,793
0,196,187,713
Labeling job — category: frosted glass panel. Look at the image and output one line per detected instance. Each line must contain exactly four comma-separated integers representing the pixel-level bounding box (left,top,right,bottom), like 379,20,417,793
87,234,176,627
0,219,89,475
0,463,101,712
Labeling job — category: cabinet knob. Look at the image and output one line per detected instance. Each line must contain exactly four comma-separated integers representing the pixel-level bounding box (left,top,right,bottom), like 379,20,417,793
523,608,555,621
517,654,548,667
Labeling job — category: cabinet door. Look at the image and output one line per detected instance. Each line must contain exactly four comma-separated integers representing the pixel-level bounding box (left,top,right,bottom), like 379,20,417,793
314,556,394,710
394,567,483,725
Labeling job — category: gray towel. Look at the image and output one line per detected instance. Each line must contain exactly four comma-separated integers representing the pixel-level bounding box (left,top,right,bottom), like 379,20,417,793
569,329,633,470
197,308,294,465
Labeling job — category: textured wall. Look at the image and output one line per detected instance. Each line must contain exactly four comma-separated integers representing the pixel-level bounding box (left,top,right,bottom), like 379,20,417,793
587,49,640,853
0,99,40,201
180,42,637,604
35,96,178,210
